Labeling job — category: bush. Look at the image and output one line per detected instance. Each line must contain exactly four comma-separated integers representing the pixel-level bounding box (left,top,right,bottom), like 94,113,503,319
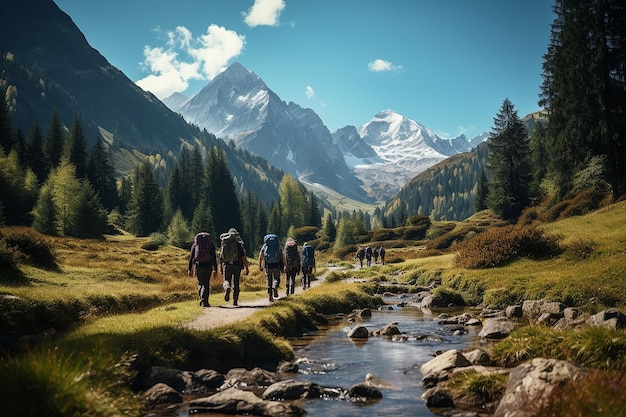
401,226,428,240
371,228,399,242
141,233,168,251
563,238,596,261
291,226,319,244
0,227,57,270
454,225,562,269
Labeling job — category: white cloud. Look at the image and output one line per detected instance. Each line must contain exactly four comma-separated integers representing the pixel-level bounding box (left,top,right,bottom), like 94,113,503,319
136,24,245,99
305,85,315,99
244,0,286,28
367,59,402,72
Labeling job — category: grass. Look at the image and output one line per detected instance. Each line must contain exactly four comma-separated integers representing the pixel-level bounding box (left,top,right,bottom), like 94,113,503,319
2,200,626,416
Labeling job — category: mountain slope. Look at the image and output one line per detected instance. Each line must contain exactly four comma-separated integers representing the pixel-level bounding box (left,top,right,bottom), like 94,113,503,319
0,0,287,203
178,63,370,201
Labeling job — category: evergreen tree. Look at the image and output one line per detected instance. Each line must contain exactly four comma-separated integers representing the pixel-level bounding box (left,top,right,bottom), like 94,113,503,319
46,161,81,235
118,176,132,215
278,174,306,234
14,129,26,167
307,193,322,227
267,202,281,236
69,179,108,238
540,0,626,199
31,183,58,235
167,209,192,248
63,116,88,179
474,169,488,213
0,96,14,154
204,147,242,235
486,99,531,220
191,199,214,235
528,123,548,198
44,109,65,172
254,202,268,253
87,137,119,210
126,160,164,237
165,165,183,219
26,121,47,182
322,212,336,242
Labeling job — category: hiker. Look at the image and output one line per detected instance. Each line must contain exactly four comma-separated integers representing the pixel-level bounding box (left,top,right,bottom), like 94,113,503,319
283,238,300,296
259,233,284,302
354,246,365,268
301,242,316,290
219,228,249,307
373,247,379,264
365,246,373,267
379,245,386,265
188,231,218,307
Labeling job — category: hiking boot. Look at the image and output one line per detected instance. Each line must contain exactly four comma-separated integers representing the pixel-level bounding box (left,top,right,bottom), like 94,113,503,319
233,300,238,306
273,288,279,298
224,288,230,302
200,301,210,307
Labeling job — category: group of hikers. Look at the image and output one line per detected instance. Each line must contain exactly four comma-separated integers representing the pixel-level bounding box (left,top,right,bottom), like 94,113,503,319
354,245,385,268
188,229,316,307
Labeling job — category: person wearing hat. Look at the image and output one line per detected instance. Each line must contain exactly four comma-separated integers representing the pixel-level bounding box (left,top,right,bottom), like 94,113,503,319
219,228,249,306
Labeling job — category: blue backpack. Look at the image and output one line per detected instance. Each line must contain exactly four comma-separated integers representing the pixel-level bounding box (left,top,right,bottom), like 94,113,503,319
302,243,315,267
262,234,280,264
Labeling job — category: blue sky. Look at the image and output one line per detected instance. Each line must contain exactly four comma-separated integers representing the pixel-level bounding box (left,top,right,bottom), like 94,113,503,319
54,0,555,138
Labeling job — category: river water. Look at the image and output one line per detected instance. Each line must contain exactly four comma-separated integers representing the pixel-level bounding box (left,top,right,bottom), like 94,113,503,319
289,299,480,417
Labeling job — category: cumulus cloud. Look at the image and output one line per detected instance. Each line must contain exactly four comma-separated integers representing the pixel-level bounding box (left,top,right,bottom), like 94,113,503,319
244,0,286,27
136,24,245,99
367,59,402,72
305,85,315,99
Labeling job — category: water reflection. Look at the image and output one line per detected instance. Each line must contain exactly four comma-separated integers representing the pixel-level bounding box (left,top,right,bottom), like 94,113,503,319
290,304,480,417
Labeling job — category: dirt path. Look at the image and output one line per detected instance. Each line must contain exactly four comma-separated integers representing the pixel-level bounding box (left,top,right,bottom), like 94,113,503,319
183,272,326,331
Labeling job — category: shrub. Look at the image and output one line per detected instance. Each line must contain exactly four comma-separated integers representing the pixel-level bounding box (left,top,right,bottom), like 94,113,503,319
291,226,319,244
563,238,595,261
141,233,168,251
0,227,57,270
371,228,399,242
454,225,561,269
401,226,428,240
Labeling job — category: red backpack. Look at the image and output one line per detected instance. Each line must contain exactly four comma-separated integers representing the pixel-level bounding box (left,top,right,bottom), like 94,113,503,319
192,232,213,263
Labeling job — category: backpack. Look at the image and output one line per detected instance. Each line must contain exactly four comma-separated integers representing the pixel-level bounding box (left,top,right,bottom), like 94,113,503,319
284,238,299,269
262,233,280,264
220,231,240,263
302,244,315,267
192,232,213,263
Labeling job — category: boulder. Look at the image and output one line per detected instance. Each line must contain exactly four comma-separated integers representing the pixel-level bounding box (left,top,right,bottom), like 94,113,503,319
505,305,523,318
585,308,626,329
494,358,584,417
142,383,183,408
420,349,471,377
347,382,383,400
376,323,401,337
463,349,492,366
347,325,369,339
189,387,305,417
478,317,518,339
262,379,323,400
223,367,279,390
421,386,454,408
135,366,190,392
358,308,372,319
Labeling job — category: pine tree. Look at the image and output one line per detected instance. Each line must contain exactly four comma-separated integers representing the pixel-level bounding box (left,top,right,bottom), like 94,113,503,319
69,180,108,238
63,116,88,179
26,121,47,182
44,109,65,172
191,199,214,236
278,174,306,234
167,209,192,248
307,193,322,227
486,98,531,220
87,137,119,210
322,212,336,242
31,183,58,235
204,147,242,235
126,160,164,237
540,0,626,199
474,169,488,213
0,96,14,154
118,176,133,215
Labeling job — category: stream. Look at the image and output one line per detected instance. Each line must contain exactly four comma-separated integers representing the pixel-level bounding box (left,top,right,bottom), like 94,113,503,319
287,297,481,416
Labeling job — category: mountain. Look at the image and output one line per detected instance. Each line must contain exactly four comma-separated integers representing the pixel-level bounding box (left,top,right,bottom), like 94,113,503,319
332,110,488,201
0,0,286,202
177,63,370,202
163,92,190,112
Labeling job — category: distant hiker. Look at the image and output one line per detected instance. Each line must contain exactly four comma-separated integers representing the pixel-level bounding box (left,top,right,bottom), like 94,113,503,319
373,247,379,264
301,242,316,290
283,238,300,296
219,228,249,307
379,246,386,265
259,233,284,302
188,231,217,308
354,246,365,268
365,246,373,267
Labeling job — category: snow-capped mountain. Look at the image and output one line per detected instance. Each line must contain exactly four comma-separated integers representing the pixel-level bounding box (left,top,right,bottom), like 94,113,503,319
173,62,487,203
177,63,369,202
331,110,487,201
